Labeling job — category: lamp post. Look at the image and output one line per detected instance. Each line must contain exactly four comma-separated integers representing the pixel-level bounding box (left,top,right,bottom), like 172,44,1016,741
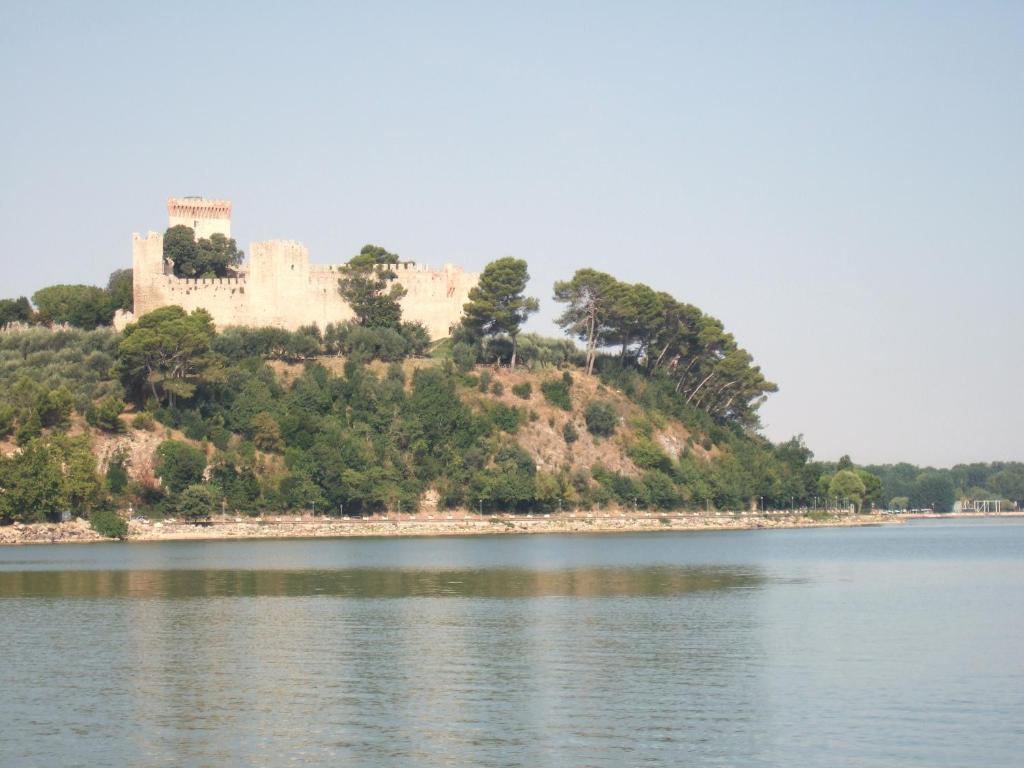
479,498,483,516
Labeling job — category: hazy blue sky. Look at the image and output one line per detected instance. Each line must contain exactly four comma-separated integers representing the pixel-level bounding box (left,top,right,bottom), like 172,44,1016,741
1,1,1021,467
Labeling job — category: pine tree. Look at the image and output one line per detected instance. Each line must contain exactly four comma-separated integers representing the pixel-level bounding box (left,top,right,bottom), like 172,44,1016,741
462,257,538,369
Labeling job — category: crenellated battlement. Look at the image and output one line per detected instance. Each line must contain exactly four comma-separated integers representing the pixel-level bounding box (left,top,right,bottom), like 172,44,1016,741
119,198,480,339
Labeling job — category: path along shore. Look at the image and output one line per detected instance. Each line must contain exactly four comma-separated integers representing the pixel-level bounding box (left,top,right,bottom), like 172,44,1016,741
2,511,1019,546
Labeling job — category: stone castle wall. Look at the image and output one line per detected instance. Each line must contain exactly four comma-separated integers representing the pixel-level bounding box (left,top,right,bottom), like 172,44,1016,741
124,231,478,340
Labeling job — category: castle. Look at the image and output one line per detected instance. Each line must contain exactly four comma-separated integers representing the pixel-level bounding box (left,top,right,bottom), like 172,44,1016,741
118,197,479,340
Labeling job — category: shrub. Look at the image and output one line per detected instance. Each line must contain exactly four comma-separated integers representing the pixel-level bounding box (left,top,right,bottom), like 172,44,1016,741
541,377,572,411
451,342,478,373
89,508,128,540
343,325,408,363
85,396,125,432
478,370,492,393
511,382,532,400
562,421,578,444
131,411,156,431
490,381,504,396
627,438,673,473
106,447,130,494
486,403,522,434
584,400,617,437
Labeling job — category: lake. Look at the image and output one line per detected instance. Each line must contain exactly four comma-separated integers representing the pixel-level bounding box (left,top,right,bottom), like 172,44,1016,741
1,518,1022,767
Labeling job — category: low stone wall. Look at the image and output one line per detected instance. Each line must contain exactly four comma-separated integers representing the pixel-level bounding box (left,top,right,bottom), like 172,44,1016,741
0,513,895,546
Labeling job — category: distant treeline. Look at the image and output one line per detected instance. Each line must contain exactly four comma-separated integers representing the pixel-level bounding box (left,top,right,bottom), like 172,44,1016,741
865,462,1023,512
0,270,133,330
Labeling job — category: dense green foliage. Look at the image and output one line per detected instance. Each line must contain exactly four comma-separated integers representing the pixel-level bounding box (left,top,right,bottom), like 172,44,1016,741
540,372,573,411
461,257,538,368
554,268,776,429
89,507,128,539
0,297,33,326
0,327,124,437
2,270,134,331
155,440,208,493
337,245,407,329
164,226,244,279
0,435,102,523
584,400,617,437
32,285,117,330
106,269,134,313
118,306,221,407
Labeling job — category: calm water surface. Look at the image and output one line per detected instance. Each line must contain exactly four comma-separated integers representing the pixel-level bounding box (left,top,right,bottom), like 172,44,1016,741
1,519,1022,767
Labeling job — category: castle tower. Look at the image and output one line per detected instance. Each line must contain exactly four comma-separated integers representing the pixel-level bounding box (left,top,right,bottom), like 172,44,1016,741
167,197,232,239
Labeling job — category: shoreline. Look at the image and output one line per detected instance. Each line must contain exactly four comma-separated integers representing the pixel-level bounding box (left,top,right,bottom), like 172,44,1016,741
2,511,896,546
2,511,1020,547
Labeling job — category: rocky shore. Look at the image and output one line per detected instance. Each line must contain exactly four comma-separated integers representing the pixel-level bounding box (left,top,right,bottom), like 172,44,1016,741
1,511,897,545
0,518,108,545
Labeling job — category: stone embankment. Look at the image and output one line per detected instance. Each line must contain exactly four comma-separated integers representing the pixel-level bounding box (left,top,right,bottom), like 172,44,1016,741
0,518,107,545
1,512,895,545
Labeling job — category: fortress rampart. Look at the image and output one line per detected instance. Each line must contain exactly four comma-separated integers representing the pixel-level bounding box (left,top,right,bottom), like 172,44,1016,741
121,201,479,340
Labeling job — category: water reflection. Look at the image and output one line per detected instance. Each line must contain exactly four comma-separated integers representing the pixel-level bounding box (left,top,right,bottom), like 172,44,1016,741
0,566,762,599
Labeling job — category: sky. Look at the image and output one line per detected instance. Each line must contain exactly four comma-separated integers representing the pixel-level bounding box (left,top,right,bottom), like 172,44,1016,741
1,1,1021,467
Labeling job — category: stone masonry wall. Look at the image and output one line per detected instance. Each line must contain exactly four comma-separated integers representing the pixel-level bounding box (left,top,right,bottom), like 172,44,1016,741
122,232,478,340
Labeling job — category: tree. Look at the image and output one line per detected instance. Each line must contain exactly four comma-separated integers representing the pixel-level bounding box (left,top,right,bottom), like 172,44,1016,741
53,435,103,515
163,225,198,273
251,412,283,452
154,440,207,493
0,436,101,523
194,234,244,278
910,472,955,512
0,441,65,523
854,468,885,511
553,269,620,375
164,226,244,279
32,285,115,329
106,269,134,312
337,245,408,329
462,257,538,369
0,296,33,326
175,484,219,520
117,306,220,407
989,467,1024,505
829,470,866,512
